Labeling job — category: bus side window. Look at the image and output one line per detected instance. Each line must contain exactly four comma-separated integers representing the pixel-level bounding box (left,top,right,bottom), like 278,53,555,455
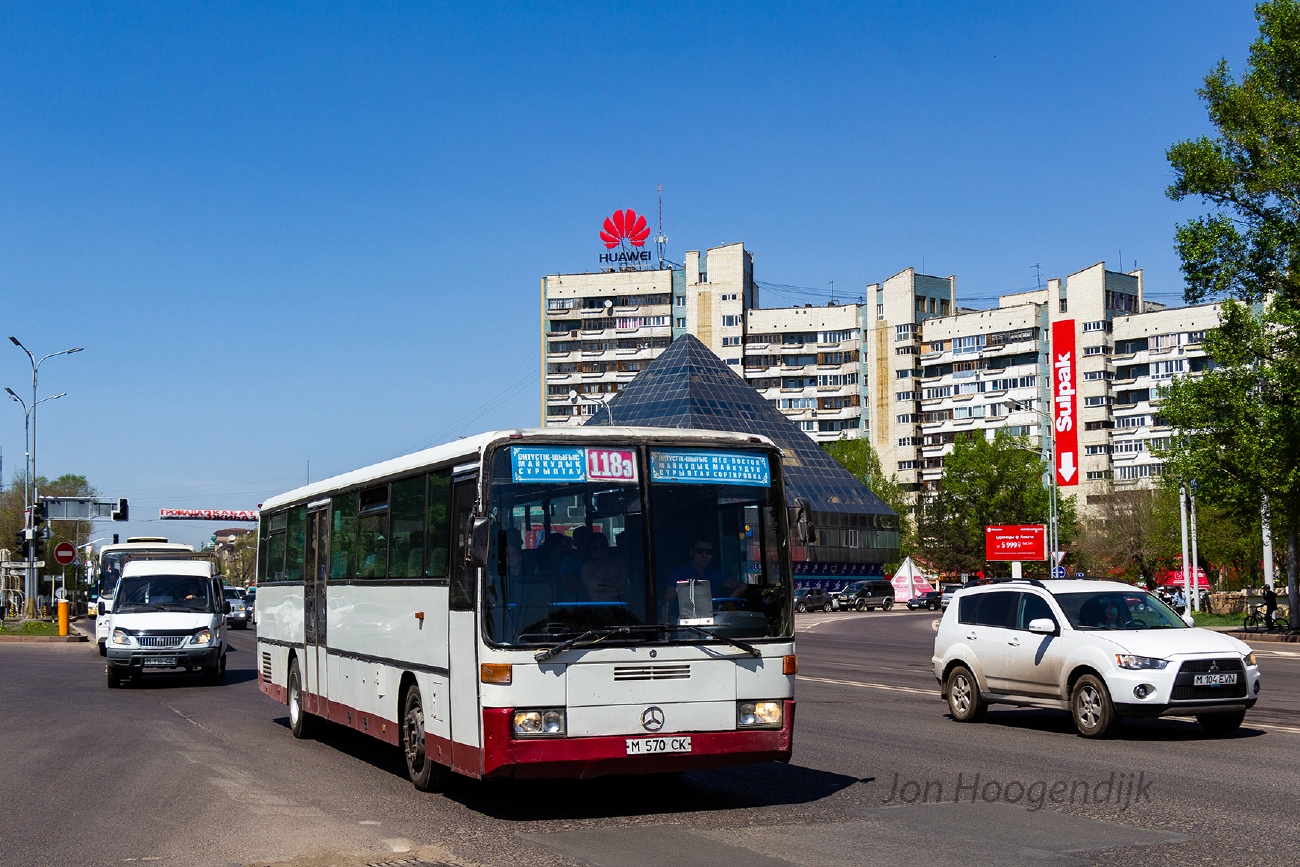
449,477,477,610
330,492,358,579
426,470,452,580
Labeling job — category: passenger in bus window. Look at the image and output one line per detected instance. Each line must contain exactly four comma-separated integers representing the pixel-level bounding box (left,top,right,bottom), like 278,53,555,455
580,532,627,602
669,537,744,599
558,526,593,601
505,528,525,580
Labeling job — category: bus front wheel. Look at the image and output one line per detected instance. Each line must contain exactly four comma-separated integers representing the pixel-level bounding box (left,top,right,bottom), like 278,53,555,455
402,685,446,792
288,659,315,739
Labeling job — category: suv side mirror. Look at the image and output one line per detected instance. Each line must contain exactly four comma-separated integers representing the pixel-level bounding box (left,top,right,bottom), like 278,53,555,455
1181,612,1195,627
222,602,232,615
1027,618,1057,635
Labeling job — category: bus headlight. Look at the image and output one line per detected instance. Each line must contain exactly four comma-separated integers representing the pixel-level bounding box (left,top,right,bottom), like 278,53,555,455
737,700,783,728
111,629,133,647
513,708,566,737
192,629,214,646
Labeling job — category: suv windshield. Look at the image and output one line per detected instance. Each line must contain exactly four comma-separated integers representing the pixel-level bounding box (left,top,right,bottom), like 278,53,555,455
115,575,216,614
1055,590,1187,630
482,445,791,646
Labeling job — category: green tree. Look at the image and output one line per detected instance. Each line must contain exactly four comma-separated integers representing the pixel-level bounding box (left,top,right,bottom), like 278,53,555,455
915,431,1076,578
1163,0,1300,624
1,473,98,613
823,437,912,569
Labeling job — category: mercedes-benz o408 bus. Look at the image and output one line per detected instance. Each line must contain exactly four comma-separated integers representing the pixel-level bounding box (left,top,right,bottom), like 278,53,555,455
255,428,796,789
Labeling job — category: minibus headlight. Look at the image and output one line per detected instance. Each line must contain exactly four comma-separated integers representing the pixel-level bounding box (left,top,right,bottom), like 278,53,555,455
192,629,214,646
737,700,783,728
513,708,565,737
111,629,132,647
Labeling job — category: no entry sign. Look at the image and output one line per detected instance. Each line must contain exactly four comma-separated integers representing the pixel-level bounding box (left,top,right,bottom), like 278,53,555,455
53,541,76,566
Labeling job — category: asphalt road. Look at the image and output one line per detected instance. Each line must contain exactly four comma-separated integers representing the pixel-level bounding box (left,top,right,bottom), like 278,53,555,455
1,613,1296,867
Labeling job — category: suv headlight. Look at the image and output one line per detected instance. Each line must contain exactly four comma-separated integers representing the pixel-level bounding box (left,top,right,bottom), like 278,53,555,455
1115,654,1169,670
737,700,783,728
192,629,214,646
1245,652,1257,667
110,628,133,647
512,708,565,737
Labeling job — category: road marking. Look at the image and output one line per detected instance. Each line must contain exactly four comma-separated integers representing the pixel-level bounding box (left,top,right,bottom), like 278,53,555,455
797,674,937,697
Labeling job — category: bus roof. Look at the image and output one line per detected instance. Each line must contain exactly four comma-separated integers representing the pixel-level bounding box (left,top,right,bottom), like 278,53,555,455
99,542,195,557
260,427,778,513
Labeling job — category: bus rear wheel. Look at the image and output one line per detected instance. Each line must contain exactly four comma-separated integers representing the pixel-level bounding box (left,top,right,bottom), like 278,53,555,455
402,685,447,792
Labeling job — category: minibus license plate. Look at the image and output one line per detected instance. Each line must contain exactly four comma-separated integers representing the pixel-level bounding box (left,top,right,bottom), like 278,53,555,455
144,657,177,667
1193,673,1237,686
626,736,691,756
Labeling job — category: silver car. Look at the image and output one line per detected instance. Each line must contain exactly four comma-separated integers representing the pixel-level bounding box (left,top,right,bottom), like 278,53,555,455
222,587,250,629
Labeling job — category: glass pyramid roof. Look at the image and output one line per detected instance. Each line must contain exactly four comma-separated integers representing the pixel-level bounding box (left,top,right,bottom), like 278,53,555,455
586,334,895,518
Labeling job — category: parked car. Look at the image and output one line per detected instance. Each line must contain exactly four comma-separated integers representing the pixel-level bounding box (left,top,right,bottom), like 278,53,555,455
223,586,250,629
908,590,943,611
105,559,229,688
932,578,1260,737
838,579,896,611
794,587,834,613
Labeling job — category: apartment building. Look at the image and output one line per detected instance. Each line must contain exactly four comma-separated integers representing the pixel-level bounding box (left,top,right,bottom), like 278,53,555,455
742,303,868,443
541,242,756,426
1109,303,1221,486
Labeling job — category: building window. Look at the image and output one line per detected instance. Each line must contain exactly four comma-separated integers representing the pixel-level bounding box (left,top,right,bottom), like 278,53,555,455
1113,440,1143,454
1085,444,1111,455
721,315,741,327
1083,396,1110,407
953,335,984,354
898,436,920,447
896,390,921,402
674,318,686,328
675,296,686,307
727,358,740,366
1082,320,1109,333
896,369,917,379
547,298,578,311
877,304,885,320
797,420,816,431
896,324,916,341
1083,370,1113,381
898,461,918,470
819,329,858,343
1116,415,1148,428
1085,420,1116,431
1084,345,1111,356
1085,470,1113,481
1186,330,1206,344
721,336,742,346
897,413,918,424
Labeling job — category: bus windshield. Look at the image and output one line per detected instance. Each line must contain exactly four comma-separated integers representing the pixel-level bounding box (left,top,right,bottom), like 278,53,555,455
98,548,195,600
482,445,791,646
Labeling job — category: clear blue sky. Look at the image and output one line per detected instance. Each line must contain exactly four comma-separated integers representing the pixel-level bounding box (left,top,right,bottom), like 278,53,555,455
0,2,1259,547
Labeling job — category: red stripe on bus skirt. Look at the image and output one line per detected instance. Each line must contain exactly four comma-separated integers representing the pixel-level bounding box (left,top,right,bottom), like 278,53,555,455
480,700,796,779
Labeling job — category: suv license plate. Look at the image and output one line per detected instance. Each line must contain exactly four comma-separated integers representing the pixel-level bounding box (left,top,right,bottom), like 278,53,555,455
1193,673,1237,686
144,657,177,667
625,736,691,756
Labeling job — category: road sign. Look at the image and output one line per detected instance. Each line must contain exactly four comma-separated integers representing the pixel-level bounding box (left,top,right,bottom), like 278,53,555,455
1051,319,1079,487
54,587,67,600
1052,565,1067,578
53,541,76,566
985,525,1048,561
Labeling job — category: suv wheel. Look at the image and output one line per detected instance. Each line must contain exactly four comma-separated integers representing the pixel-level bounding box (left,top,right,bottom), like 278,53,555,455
946,665,986,722
822,601,832,612
855,599,866,612
1071,673,1120,738
1197,711,1245,736
882,599,894,611
927,601,938,611
795,601,807,613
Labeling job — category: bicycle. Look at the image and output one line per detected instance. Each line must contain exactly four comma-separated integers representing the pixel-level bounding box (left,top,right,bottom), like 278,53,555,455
1243,603,1289,633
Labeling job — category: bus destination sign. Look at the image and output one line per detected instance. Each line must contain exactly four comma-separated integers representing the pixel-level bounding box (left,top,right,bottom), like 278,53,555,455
649,450,771,487
511,447,638,483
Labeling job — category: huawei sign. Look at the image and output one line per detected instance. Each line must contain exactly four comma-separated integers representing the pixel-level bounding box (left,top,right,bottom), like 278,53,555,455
600,208,651,249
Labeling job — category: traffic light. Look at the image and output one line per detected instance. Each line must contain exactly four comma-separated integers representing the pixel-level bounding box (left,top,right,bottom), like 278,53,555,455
12,532,27,560
112,498,128,522
33,531,45,564
31,502,46,524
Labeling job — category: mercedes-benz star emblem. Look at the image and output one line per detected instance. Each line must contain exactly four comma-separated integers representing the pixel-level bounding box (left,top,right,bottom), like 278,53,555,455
641,706,665,732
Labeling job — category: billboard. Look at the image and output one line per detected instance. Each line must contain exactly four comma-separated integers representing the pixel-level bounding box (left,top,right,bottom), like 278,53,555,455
1051,319,1079,486
986,525,1048,561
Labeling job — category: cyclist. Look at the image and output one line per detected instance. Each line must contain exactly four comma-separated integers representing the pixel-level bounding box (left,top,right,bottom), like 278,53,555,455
1264,585,1279,628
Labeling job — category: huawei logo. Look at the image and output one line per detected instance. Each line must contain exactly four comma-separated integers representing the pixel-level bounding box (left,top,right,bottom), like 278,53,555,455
600,209,651,249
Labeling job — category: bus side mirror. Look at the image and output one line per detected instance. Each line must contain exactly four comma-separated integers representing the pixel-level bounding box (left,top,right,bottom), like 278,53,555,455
791,497,817,545
469,517,491,569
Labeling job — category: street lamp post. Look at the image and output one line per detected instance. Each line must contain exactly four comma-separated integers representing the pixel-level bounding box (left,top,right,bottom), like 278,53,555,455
8,337,83,617
1005,399,1060,571
5,389,66,615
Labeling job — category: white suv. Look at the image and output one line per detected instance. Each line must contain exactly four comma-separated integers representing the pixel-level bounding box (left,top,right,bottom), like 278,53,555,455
933,579,1259,737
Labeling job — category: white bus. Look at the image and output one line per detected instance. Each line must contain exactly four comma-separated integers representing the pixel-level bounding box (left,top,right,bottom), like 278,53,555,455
94,537,197,655
255,427,796,788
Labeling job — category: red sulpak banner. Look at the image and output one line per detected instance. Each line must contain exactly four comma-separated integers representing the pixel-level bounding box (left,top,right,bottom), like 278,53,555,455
159,508,259,522
986,525,1048,561
1051,319,1079,487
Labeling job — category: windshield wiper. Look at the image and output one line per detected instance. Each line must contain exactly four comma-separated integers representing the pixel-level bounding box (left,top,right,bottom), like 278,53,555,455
676,624,761,658
534,626,649,662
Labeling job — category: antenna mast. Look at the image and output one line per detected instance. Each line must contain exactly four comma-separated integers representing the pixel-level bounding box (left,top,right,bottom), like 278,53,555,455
655,183,667,269
1033,263,1043,291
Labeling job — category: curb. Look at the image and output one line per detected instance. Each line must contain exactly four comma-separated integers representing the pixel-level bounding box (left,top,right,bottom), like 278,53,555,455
1226,630,1299,644
0,634,89,643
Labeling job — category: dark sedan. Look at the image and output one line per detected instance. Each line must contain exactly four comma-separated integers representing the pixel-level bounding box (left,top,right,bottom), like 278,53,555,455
907,590,943,611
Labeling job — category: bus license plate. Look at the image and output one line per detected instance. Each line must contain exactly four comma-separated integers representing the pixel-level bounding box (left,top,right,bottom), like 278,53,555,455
626,736,691,756
144,657,177,667
1193,673,1237,686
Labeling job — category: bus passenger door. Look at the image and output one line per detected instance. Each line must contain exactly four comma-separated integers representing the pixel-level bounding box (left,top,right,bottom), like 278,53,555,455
447,476,481,775
304,505,330,706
